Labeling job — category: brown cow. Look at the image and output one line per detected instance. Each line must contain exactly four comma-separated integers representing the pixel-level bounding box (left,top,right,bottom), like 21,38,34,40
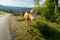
13,13,22,20
24,10,32,31
13,13,22,16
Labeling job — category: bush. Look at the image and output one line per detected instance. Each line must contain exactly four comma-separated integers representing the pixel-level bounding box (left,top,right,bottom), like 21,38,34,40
31,16,60,40
35,16,56,36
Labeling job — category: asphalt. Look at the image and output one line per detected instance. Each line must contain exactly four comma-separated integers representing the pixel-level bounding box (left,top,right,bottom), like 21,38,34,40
0,14,12,40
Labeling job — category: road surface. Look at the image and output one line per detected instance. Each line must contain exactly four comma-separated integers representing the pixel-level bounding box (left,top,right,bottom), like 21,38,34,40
0,14,12,40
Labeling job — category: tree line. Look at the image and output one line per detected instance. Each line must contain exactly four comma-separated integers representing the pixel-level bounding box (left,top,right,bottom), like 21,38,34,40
33,0,60,24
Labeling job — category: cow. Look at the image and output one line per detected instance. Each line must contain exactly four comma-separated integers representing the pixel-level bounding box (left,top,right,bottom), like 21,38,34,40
24,10,34,31
13,13,22,20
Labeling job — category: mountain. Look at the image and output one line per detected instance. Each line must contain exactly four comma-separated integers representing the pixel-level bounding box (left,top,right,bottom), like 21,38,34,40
0,5,32,14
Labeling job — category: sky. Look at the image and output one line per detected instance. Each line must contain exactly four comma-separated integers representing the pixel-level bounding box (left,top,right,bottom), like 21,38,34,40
0,0,45,7
0,0,60,7
58,0,60,5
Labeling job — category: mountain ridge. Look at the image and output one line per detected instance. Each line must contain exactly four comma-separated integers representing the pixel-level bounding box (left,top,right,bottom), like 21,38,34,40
0,5,33,13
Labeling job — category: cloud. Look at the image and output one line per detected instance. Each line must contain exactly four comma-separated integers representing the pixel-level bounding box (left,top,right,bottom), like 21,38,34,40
0,0,13,5
0,0,34,7
11,0,34,7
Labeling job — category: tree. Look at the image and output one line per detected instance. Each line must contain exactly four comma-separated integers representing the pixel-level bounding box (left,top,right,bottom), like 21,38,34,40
55,0,58,14
34,0,40,6
54,0,60,24
32,0,41,17
43,0,55,22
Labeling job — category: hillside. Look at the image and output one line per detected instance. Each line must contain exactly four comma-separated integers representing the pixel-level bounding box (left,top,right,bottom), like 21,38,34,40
0,5,32,13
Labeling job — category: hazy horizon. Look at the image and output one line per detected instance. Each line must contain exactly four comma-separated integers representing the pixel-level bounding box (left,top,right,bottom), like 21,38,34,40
0,0,45,7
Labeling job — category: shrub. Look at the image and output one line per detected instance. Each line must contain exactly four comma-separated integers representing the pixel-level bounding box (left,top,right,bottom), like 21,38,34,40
31,16,60,40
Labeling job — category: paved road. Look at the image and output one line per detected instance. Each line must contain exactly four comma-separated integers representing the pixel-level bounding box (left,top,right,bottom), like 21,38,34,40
0,14,12,40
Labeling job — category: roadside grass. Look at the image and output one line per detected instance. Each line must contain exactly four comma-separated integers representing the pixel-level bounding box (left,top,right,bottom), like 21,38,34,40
9,16,13,30
9,16,21,40
9,16,33,40
0,11,7,15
